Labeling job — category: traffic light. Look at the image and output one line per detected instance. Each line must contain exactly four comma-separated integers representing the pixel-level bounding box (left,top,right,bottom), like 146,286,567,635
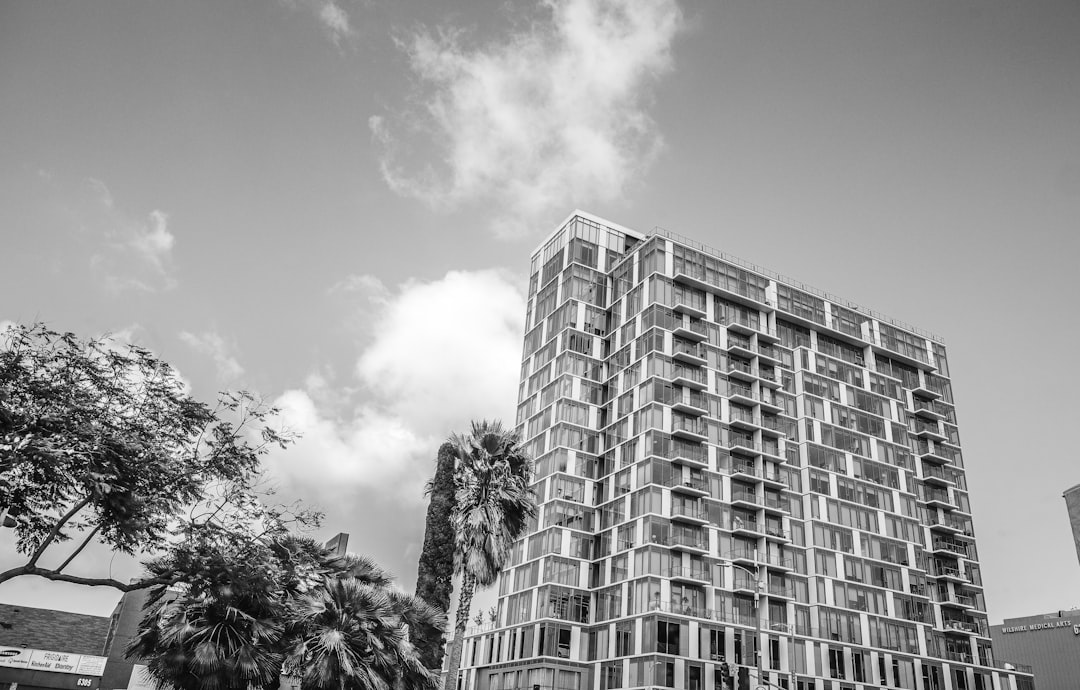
719,662,732,689
0,509,15,529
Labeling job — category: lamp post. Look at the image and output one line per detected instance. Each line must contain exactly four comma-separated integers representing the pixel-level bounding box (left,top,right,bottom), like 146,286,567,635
718,551,764,689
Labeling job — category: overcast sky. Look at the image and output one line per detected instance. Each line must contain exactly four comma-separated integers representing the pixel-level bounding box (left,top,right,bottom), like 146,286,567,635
1,0,1078,624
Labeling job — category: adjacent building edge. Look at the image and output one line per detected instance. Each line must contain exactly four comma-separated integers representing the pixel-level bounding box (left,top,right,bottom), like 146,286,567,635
457,212,1035,690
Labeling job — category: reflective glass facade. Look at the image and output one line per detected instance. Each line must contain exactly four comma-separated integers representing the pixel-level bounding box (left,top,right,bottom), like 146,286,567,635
458,213,1033,690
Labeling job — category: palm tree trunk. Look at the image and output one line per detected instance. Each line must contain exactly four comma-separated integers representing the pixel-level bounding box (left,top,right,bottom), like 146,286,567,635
442,572,475,690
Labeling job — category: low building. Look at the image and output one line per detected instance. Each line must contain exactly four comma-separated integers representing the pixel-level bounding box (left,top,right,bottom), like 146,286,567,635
990,609,1080,690
0,604,110,690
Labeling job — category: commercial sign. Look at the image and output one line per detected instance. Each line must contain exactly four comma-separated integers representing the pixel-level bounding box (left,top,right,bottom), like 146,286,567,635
0,647,107,677
1000,619,1074,634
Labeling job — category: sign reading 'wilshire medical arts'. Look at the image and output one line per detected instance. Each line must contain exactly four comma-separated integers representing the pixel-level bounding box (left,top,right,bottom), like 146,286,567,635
1000,619,1077,634
0,647,108,676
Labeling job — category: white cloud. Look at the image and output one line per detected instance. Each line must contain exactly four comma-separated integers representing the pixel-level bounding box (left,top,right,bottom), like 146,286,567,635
263,269,526,503
81,178,176,292
281,0,354,46
179,330,245,382
371,0,682,236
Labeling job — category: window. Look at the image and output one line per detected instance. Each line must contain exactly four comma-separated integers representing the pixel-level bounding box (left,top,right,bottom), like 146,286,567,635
657,620,681,654
614,622,633,656
828,647,845,679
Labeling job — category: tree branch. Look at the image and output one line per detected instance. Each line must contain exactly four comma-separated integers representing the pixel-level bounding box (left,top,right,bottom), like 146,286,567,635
27,494,92,567
55,523,102,574
0,564,181,592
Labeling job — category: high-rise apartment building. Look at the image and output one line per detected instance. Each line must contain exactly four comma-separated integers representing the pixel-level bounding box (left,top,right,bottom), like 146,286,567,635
458,212,1033,690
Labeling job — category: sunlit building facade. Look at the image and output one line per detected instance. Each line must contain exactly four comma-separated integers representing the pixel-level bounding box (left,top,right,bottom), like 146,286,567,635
458,212,1034,690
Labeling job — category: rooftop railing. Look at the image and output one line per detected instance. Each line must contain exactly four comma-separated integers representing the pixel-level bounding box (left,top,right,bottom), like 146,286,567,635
650,225,945,343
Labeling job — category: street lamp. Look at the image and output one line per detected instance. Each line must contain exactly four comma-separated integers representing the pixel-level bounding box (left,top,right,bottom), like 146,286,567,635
717,551,764,689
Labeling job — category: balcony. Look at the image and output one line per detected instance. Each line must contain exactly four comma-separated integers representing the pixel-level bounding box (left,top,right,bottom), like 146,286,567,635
912,418,948,442
921,487,957,511
942,650,974,664
756,344,785,366
911,384,942,401
667,565,712,585
671,443,709,469
729,408,763,432
731,489,764,510
757,368,782,389
671,364,707,391
726,358,756,382
941,618,978,636
765,583,795,600
725,336,755,359
927,513,972,536
937,591,976,610
671,476,711,497
672,294,708,320
763,525,790,542
731,517,765,538
672,416,709,443
725,383,757,406
928,562,971,584
671,503,710,525
762,552,793,571
726,547,758,567
761,493,787,514
921,463,956,487
758,392,784,413
673,339,708,367
670,531,709,554
931,537,970,558
912,397,946,421
732,575,760,595
720,312,766,336
916,440,955,465
730,460,762,482
672,390,709,416
673,318,709,343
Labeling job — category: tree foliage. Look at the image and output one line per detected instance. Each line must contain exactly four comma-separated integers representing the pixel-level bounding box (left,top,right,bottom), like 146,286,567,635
412,442,456,671
442,420,535,690
132,537,443,690
0,322,313,590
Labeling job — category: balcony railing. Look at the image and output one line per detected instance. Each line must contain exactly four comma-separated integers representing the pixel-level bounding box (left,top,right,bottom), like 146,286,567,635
667,565,711,582
671,531,708,550
671,503,708,522
673,340,707,362
672,364,707,386
672,416,708,438
932,538,970,557
674,476,711,494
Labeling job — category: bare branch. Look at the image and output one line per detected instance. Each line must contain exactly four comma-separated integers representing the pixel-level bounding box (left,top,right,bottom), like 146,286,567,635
0,564,180,592
27,494,92,567
55,523,102,574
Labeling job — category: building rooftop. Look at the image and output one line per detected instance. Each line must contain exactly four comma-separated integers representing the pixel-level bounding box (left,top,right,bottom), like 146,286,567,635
0,603,110,656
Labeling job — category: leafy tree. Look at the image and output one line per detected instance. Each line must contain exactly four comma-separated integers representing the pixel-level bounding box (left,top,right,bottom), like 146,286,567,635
442,421,535,690
0,323,313,590
412,442,456,670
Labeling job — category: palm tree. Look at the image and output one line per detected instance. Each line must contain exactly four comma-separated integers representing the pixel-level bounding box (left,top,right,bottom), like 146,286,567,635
442,421,536,690
131,536,442,690
412,442,457,671
129,544,289,690
282,556,444,690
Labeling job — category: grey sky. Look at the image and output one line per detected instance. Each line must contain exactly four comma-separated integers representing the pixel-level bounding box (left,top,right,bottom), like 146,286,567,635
1,0,1077,622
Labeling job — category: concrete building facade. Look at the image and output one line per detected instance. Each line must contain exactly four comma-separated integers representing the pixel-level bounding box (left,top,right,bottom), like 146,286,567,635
459,213,1034,690
990,610,1080,690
